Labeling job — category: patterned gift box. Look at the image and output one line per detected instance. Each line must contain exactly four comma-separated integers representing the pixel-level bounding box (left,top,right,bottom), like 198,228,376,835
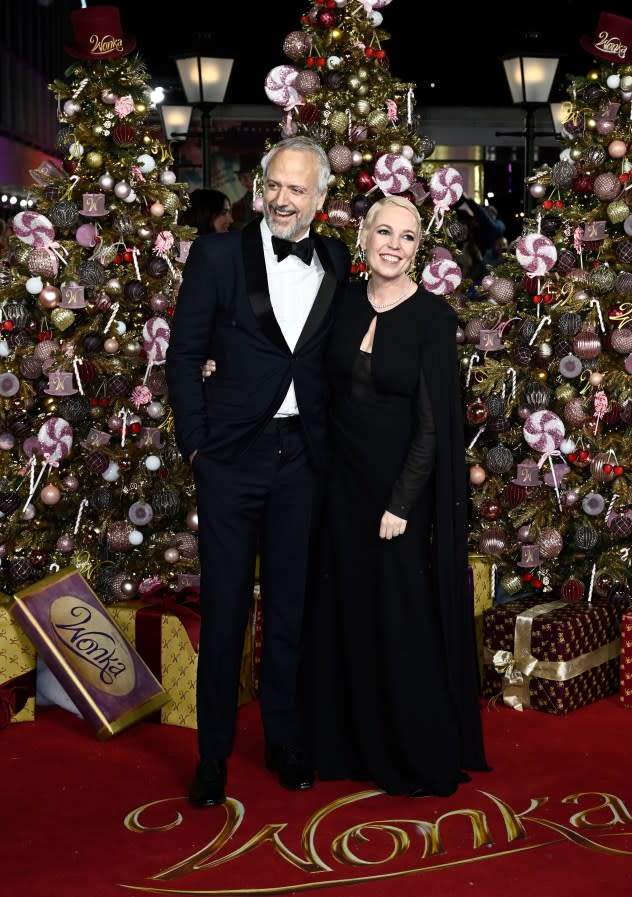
482,597,620,714
108,587,261,729
620,612,632,709
468,553,494,684
0,594,36,726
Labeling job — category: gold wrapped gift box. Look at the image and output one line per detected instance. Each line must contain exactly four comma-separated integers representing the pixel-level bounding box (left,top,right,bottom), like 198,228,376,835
108,587,261,730
0,594,36,725
620,611,632,710
482,597,620,714
468,553,494,684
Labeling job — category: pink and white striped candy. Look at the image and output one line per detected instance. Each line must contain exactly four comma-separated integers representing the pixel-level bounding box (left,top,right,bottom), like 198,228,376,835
421,258,463,295
373,153,414,195
515,232,557,276
264,65,301,110
142,316,171,364
523,410,565,453
429,167,463,206
12,211,55,247
37,416,73,463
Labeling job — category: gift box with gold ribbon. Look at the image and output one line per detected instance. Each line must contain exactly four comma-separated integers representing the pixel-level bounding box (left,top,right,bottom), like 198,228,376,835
482,597,620,714
620,612,632,710
468,552,494,684
0,593,36,728
108,585,261,729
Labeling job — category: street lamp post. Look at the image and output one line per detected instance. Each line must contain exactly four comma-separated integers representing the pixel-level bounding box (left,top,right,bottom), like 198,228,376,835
159,104,193,179
501,50,560,212
174,55,234,188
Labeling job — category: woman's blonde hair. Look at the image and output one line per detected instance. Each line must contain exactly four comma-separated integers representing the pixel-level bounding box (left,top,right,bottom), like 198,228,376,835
360,195,422,240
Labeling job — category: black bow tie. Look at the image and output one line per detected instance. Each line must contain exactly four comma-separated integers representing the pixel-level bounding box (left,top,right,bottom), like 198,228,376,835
272,235,314,265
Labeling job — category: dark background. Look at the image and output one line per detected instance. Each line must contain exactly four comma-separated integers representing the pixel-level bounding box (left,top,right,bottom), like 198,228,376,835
115,1,631,107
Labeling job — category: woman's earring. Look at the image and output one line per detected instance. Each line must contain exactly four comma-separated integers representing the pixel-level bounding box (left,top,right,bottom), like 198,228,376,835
359,247,366,264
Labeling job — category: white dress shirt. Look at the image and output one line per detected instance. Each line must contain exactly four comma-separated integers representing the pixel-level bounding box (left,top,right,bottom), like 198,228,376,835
260,218,325,417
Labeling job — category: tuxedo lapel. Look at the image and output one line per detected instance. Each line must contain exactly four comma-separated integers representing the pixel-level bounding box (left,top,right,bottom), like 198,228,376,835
242,219,289,353
294,232,337,353
242,222,338,356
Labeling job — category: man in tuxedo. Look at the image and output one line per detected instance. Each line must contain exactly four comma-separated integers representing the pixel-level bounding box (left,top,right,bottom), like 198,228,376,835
166,136,350,807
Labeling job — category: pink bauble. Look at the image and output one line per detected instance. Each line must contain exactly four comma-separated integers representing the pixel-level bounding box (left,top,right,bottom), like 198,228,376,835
76,223,98,247
164,547,180,564
469,464,486,485
515,233,557,276
186,508,199,531
40,484,61,505
608,139,628,158
56,534,75,553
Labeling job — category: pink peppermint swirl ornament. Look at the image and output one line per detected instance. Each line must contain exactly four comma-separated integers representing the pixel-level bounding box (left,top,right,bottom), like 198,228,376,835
264,65,301,110
373,153,414,195
142,316,171,364
523,410,565,453
421,258,463,295
515,233,557,276
429,167,463,207
12,211,55,247
37,416,73,463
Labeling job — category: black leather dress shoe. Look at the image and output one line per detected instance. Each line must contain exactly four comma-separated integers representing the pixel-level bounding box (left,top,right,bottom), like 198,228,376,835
189,759,226,807
265,743,314,791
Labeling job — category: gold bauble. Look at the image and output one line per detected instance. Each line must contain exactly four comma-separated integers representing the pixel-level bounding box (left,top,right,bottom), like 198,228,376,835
135,102,147,115
13,244,30,266
92,125,104,137
50,307,75,331
355,99,371,116
43,397,57,412
162,192,179,214
122,339,141,356
586,117,596,130
348,75,361,91
500,573,523,596
534,369,548,383
389,142,403,154
330,28,343,41
362,151,374,163
555,383,576,402
328,110,348,134
587,69,600,80
356,84,369,97
357,68,369,81
142,134,152,146
85,151,103,169
569,146,583,161
367,109,389,131
90,405,105,420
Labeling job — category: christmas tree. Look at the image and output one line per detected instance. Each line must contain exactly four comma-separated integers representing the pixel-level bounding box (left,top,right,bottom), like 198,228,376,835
0,21,201,602
260,0,469,289
460,41,632,606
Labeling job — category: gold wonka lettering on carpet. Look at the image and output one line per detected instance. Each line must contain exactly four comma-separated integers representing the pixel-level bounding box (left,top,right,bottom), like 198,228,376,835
119,789,632,895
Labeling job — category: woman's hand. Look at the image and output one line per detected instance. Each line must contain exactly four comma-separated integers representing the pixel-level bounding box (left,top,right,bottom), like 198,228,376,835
202,359,216,380
379,510,407,540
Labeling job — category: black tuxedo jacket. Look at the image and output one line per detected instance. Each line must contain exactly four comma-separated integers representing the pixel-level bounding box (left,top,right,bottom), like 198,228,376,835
165,217,351,470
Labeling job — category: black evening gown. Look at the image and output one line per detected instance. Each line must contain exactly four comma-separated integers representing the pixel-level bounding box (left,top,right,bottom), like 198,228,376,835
310,281,489,797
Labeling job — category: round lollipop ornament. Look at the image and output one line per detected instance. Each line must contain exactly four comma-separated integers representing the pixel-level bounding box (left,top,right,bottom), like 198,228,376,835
523,410,565,453
264,65,301,109
373,153,414,195
36,415,73,464
421,258,462,295
515,233,557,276
12,211,55,247
142,316,171,364
429,167,463,207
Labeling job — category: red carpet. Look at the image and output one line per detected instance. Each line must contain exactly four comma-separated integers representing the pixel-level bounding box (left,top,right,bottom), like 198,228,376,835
2,696,631,897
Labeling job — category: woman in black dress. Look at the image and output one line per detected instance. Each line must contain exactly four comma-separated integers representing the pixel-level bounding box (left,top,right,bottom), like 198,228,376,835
311,195,489,797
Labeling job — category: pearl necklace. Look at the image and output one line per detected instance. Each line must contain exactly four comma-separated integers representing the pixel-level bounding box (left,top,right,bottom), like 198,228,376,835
367,280,412,310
